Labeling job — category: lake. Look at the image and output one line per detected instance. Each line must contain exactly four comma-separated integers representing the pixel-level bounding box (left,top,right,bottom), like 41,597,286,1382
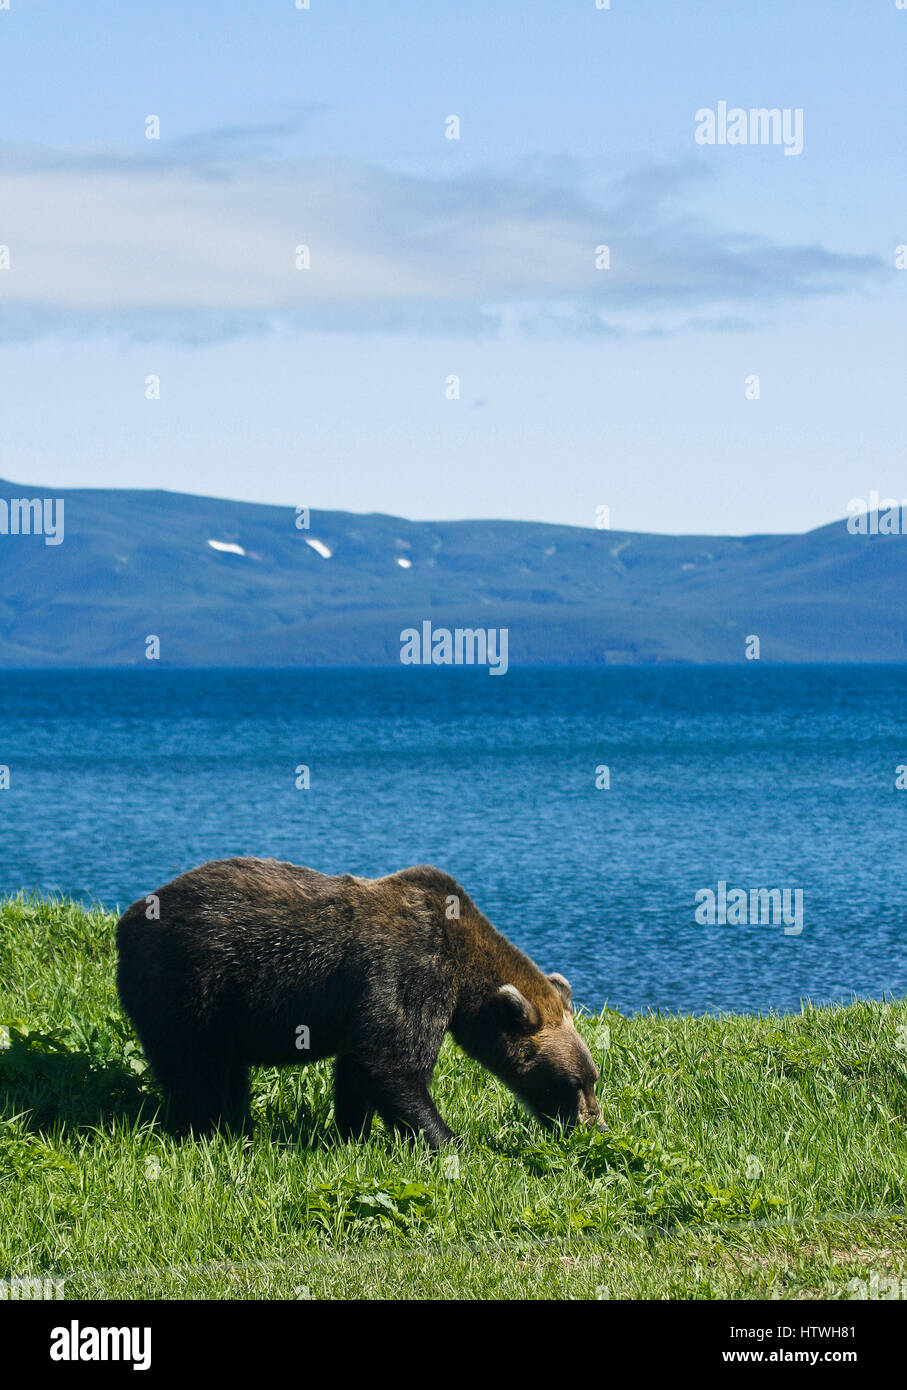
1,664,905,1015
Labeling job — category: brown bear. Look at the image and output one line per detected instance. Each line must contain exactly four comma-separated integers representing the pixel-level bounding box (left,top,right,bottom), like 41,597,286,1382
116,857,603,1146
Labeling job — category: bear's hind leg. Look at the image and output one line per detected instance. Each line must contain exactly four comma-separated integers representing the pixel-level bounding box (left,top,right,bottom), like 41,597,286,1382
157,1046,234,1137
224,1063,251,1130
333,1056,375,1141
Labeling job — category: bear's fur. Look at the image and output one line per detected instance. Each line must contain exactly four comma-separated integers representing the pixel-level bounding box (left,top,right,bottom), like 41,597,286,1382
116,857,603,1146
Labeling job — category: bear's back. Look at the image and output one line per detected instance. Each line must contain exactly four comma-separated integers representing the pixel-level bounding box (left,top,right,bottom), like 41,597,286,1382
115,856,459,983
115,857,466,1063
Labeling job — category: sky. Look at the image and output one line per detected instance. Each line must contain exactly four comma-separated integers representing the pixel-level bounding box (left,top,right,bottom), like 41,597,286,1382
0,0,904,535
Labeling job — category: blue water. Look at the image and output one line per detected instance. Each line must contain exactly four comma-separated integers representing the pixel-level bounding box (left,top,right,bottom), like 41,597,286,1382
1,665,906,1016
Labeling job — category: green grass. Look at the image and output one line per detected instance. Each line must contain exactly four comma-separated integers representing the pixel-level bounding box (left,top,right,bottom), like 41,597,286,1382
2,892,907,1300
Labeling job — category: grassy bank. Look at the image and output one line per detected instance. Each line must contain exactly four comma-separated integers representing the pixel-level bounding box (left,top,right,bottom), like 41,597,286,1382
2,893,906,1300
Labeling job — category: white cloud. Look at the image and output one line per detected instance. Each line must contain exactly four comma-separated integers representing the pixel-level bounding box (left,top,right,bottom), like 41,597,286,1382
0,143,884,343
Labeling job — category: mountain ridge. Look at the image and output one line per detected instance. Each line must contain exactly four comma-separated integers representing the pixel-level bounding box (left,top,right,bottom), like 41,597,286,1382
0,479,902,667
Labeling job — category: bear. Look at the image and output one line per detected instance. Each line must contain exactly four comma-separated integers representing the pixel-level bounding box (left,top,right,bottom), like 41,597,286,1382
115,857,604,1146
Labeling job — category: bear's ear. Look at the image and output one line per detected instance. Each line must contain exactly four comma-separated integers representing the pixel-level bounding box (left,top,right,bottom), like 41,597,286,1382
494,984,540,1032
548,972,573,1007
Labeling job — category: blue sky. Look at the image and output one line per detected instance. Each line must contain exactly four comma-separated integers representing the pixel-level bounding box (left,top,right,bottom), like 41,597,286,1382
0,0,904,533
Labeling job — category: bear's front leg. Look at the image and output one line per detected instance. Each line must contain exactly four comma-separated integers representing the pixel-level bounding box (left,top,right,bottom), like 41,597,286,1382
333,1056,375,1141
365,1068,456,1149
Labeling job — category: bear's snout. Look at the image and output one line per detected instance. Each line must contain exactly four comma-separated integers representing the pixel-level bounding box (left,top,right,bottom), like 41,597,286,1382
577,1090,607,1132
516,1022,605,1134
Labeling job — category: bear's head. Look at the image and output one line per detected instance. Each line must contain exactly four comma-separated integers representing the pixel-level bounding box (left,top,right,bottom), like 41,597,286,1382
493,973,604,1132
